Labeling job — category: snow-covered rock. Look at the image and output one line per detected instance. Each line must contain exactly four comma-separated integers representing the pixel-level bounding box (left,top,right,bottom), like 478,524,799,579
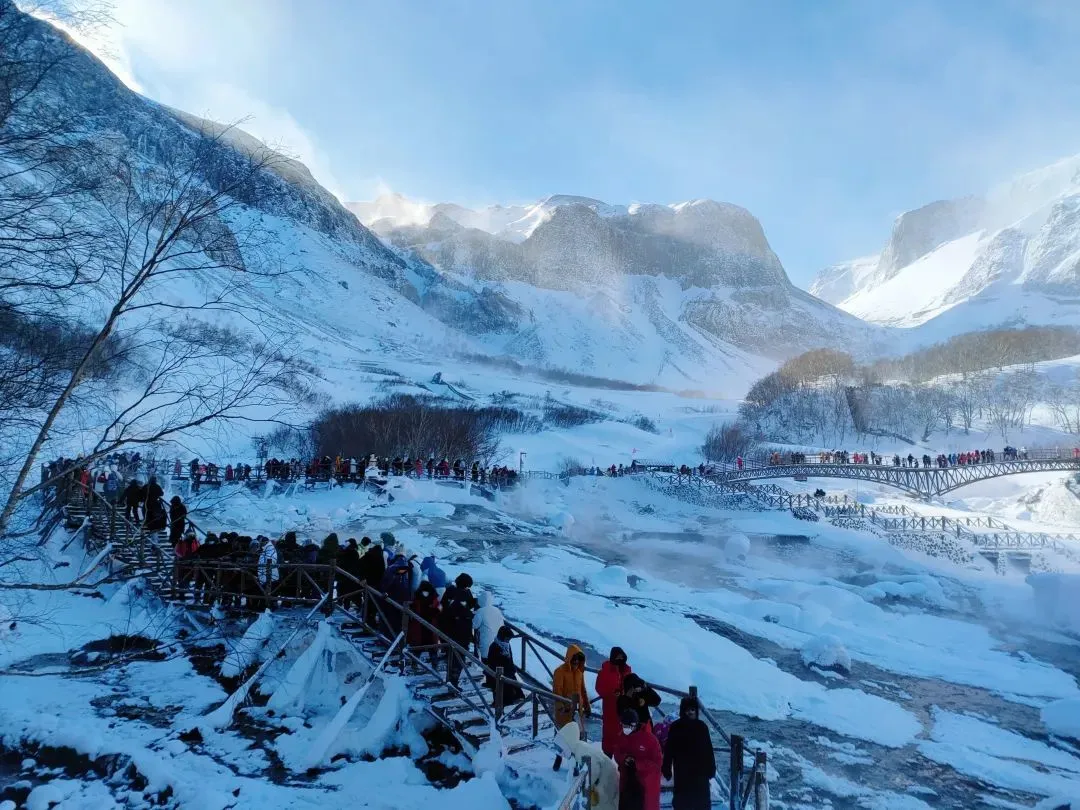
801,635,852,676
1042,698,1080,741
1027,573,1080,634
220,610,276,679
725,533,751,561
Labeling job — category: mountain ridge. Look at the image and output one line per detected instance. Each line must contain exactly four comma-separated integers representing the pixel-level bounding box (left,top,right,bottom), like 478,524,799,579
810,153,1080,338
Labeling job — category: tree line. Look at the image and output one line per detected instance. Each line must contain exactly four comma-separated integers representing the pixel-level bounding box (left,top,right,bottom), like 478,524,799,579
712,333,1080,458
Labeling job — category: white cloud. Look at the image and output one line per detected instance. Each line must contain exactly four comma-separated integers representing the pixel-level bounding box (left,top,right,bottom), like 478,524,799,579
54,0,345,199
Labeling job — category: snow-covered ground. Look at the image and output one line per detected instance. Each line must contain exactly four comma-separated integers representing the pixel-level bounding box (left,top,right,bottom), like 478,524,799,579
119,463,1076,809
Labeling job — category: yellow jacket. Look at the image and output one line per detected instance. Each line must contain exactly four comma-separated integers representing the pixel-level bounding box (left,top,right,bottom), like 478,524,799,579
553,643,590,729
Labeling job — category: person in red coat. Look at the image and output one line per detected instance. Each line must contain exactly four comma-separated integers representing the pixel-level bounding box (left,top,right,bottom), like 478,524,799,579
596,646,631,756
614,708,662,810
407,581,441,664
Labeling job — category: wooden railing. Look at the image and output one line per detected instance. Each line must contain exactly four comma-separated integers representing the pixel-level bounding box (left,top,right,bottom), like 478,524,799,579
54,481,769,806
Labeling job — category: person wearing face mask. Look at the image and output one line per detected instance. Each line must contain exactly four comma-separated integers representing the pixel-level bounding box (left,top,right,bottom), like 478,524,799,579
596,646,632,757
661,696,716,810
551,644,591,771
614,708,662,810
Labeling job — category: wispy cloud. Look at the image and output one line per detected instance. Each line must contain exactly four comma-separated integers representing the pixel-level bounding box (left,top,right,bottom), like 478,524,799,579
58,0,346,199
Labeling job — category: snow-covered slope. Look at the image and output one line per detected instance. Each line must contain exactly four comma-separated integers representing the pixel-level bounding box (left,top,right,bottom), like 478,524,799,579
349,193,883,361
0,6,886,394
811,155,1080,335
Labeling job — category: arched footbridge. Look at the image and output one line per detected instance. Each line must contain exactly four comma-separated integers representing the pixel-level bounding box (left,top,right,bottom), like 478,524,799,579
711,451,1080,499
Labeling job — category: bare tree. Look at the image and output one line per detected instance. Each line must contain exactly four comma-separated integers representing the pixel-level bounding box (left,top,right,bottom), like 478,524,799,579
0,128,309,539
702,422,754,462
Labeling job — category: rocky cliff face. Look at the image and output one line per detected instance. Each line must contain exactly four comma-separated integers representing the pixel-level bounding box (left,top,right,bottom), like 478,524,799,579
875,196,986,283
365,196,787,291
351,193,877,359
811,154,1080,334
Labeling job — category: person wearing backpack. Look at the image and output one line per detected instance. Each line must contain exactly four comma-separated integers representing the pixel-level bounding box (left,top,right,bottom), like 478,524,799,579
104,468,122,504
381,549,416,635
440,573,479,686
662,696,716,810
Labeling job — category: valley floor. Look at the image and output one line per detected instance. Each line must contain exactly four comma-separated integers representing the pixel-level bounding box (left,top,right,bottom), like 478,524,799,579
8,467,1075,808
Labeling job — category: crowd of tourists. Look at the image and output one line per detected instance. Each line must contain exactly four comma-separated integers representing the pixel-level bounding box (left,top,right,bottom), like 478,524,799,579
160,519,713,810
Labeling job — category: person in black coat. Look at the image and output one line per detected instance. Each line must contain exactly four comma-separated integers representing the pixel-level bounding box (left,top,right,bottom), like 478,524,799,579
484,625,523,705
616,672,661,726
662,696,716,810
143,477,166,532
168,495,187,545
124,480,144,523
338,538,363,607
359,539,386,625
440,572,478,686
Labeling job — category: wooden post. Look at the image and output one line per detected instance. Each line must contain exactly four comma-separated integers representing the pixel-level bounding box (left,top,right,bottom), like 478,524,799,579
532,692,539,738
753,750,769,810
729,734,744,810
495,666,504,721
582,755,593,807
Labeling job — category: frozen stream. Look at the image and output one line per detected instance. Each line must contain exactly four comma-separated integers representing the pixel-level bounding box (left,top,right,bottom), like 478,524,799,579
403,501,1080,809
192,475,1080,808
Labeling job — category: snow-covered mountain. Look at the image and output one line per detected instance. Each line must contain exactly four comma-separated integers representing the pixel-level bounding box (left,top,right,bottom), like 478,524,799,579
348,193,882,363
5,5,881,398
811,155,1080,337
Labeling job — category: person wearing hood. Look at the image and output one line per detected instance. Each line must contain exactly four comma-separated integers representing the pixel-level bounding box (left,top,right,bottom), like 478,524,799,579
472,589,505,660
556,721,620,810
662,696,716,810
552,643,591,771
168,495,187,546
440,573,479,686
407,581,441,662
143,476,166,532
257,536,278,588
420,554,448,591
617,672,661,727
381,546,416,634
484,625,523,705
104,467,121,503
596,646,632,756
614,708,662,810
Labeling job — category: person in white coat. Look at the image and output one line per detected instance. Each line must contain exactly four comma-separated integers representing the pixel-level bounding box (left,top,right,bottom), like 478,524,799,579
472,590,505,660
257,536,278,587
556,721,619,810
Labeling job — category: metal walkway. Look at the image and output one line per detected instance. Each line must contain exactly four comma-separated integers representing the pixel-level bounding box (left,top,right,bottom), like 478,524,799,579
640,471,1080,554
710,451,1080,499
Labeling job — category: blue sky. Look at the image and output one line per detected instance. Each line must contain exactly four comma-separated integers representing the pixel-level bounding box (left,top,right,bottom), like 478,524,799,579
79,0,1080,286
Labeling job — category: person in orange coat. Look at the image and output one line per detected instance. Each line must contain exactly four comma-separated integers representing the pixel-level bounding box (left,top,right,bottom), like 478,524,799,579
595,646,631,757
552,643,591,771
